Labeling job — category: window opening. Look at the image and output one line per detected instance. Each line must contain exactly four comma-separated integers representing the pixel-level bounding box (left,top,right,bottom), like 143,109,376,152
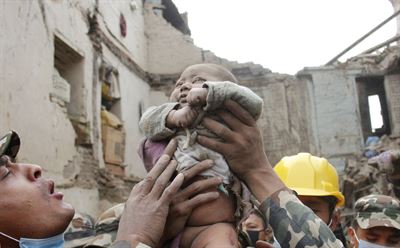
368,95,384,132
356,76,390,140
53,34,90,144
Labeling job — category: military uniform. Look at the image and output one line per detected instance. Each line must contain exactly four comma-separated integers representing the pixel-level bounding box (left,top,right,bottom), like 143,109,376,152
353,194,400,230
260,187,344,248
64,212,96,248
88,188,344,248
1,131,345,248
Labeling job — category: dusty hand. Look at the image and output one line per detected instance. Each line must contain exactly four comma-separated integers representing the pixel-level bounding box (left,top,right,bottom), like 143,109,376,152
187,88,207,106
116,140,183,247
168,106,199,128
197,100,267,179
162,160,221,242
197,100,285,200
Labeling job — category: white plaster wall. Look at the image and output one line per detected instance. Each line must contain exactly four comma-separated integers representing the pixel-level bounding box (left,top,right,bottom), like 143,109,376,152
145,8,203,74
102,46,151,178
0,0,99,216
385,74,400,136
99,0,148,70
46,0,95,129
252,77,313,165
63,188,100,217
310,70,364,160
149,90,170,106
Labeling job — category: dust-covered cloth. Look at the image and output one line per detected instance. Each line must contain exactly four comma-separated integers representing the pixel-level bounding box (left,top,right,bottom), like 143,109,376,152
139,81,263,184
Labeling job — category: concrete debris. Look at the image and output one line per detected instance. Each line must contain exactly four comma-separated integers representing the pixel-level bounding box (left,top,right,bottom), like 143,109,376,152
342,135,400,210
343,46,400,74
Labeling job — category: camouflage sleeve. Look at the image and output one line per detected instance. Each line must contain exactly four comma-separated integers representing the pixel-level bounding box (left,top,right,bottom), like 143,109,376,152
203,81,263,120
139,102,179,141
259,188,344,248
109,240,152,248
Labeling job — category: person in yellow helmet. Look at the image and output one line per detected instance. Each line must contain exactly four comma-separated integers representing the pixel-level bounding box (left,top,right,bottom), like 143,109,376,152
274,152,347,245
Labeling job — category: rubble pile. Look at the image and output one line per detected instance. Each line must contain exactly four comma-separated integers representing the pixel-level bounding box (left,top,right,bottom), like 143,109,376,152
341,135,400,222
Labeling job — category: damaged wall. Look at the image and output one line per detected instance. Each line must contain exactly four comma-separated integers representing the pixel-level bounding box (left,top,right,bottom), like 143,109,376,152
0,0,101,215
298,68,365,171
299,44,400,173
145,4,203,74
0,0,225,216
385,74,400,136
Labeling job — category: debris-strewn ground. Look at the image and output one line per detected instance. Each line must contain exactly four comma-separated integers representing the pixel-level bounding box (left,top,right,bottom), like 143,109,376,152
341,135,400,225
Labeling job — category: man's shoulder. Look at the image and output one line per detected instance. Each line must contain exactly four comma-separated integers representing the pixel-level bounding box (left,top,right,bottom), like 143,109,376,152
65,204,125,248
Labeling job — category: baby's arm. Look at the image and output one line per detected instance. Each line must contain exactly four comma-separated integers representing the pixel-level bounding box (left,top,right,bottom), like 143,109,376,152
167,106,200,129
140,103,201,141
139,103,179,141
194,81,263,120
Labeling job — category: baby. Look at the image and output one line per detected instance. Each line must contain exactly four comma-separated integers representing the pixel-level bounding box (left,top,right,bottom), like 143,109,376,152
139,63,263,247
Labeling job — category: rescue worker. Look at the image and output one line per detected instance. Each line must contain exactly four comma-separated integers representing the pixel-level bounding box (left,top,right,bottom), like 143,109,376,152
274,153,347,246
198,100,344,247
0,100,344,248
0,131,219,248
347,194,400,248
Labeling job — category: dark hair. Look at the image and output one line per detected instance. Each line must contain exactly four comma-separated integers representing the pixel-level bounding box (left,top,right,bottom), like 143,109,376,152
320,196,338,223
321,196,338,213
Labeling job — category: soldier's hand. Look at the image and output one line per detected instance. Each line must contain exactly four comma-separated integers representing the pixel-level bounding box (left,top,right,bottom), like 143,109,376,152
161,160,221,242
198,100,285,201
115,139,183,248
198,100,265,176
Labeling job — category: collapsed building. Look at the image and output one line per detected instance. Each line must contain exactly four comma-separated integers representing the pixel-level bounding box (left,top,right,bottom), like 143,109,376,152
0,0,299,216
1,0,399,218
0,0,226,216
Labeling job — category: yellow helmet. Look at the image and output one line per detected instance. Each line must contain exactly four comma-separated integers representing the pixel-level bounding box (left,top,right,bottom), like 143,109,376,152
274,153,345,207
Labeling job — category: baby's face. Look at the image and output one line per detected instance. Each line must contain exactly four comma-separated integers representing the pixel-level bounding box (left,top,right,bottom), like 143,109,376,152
170,64,232,105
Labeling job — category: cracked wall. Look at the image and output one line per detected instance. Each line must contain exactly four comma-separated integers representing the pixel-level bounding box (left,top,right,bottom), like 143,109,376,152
299,45,400,172
0,0,99,215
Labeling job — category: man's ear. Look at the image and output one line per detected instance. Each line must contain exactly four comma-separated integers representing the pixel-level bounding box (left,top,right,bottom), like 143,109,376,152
330,209,340,230
347,227,358,248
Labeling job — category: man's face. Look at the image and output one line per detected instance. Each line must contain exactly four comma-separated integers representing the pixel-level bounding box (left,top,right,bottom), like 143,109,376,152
348,226,400,247
170,64,234,105
298,195,337,229
0,159,74,242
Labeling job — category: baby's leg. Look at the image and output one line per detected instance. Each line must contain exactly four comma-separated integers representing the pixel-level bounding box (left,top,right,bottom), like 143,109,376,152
182,223,238,248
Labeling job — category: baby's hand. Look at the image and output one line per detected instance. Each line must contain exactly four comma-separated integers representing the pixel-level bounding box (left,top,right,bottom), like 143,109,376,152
187,88,207,106
168,106,199,128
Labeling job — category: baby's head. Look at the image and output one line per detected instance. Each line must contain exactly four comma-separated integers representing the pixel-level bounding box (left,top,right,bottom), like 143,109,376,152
170,63,237,103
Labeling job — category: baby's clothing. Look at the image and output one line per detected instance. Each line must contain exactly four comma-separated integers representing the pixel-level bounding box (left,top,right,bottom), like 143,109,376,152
139,81,263,184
